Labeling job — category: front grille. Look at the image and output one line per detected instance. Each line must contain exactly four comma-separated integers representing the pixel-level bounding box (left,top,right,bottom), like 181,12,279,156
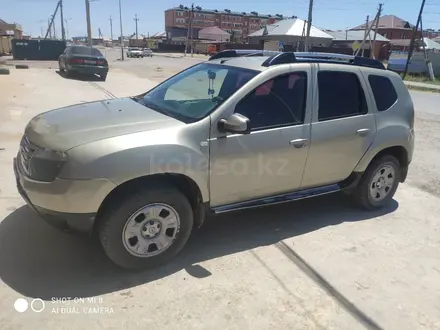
19,135,38,175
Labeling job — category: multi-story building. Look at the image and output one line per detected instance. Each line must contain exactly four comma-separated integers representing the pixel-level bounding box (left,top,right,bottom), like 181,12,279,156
165,5,283,42
423,29,440,39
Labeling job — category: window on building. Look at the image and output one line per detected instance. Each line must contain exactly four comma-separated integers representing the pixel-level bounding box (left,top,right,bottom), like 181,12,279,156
234,72,308,130
368,75,398,111
318,71,368,121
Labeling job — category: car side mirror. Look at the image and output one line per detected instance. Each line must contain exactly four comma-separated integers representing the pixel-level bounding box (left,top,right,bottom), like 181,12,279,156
218,113,251,134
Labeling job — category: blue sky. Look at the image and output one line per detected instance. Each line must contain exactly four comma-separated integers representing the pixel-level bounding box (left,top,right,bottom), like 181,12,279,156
1,0,439,38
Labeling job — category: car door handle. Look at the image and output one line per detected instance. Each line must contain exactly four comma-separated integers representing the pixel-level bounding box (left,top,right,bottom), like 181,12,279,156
356,128,370,136
289,139,308,148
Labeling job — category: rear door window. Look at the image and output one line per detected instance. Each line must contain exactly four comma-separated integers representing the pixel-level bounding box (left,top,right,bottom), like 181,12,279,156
368,75,398,111
318,71,368,121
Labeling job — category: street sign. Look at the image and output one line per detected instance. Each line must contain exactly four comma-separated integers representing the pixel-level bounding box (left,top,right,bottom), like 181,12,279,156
278,41,284,51
352,41,360,52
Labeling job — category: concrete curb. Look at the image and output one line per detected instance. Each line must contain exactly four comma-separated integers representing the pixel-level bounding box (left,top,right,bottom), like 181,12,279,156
0,67,10,75
404,81,440,92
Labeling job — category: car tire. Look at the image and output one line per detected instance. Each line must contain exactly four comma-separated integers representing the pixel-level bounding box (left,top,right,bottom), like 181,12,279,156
98,185,194,270
59,61,64,72
352,155,401,210
100,73,107,81
65,67,71,77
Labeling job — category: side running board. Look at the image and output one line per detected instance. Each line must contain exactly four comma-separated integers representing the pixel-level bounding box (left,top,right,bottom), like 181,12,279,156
212,184,341,214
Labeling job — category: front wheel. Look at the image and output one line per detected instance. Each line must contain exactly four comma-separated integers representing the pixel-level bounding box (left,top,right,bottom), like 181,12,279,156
352,155,401,209
98,186,194,270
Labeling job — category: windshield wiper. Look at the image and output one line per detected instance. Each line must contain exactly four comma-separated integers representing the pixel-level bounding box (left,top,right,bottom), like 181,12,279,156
137,97,176,118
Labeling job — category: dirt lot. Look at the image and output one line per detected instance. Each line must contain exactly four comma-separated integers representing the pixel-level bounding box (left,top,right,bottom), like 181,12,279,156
0,63,439,330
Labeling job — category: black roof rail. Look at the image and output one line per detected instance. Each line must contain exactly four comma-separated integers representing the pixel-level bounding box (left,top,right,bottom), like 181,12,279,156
209,50,385,70
261,52,385,70
262,52,297,67
209,49,281,61
262,52,385,70
293,52,385,70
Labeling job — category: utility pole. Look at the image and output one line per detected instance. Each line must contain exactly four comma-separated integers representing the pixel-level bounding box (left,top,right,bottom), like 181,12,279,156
48,19,52,38
420,16,435,80
134,14,139,39
362,15,369,57
297,19,306,51
52,15,57,38
402,0,426,79
60,0,66,41
190,4,194,56
109,16,113,43
304,0,314,51
371,3,383,59
119,0,124,60
85,0,92,46
354,7,381,56
184,4,193,56
65,19,70,39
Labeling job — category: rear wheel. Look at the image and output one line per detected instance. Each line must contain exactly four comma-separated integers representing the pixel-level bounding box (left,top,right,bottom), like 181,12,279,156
352,155,400,209
59,60,64,72
98,186,194,270
100,73,107,81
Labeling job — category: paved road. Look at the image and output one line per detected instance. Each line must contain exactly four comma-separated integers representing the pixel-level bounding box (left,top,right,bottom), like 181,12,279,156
0,66,439,330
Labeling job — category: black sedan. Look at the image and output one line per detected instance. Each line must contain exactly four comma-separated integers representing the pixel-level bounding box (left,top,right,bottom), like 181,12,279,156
59,46,109,81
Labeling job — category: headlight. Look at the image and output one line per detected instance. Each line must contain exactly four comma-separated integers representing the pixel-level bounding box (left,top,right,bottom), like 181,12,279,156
28,148,68,182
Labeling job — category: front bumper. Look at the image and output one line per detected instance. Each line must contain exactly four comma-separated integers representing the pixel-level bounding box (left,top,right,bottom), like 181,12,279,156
13,157,116,235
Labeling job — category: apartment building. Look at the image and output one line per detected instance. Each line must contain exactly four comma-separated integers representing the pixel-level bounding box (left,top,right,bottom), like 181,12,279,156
423,29,440,39
165,5,282,42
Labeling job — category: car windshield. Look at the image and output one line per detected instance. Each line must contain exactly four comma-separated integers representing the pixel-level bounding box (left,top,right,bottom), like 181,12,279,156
136,63,258,123
70,46,103,56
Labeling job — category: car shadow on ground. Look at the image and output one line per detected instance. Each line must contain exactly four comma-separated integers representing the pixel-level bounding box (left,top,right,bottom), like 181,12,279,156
0,193,398,300
55,69,101,82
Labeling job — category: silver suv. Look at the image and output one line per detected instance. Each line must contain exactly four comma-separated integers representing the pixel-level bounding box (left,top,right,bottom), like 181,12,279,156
14,52,415,270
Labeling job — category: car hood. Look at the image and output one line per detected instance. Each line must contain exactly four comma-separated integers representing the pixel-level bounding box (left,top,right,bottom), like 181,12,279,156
25,98,184,151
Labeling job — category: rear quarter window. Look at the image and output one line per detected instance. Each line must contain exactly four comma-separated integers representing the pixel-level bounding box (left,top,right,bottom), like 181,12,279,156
368,75,398,111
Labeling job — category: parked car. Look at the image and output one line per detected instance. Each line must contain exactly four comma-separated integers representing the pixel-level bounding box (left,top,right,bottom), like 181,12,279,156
15,51,414,270
142,48,153,57
58,45,109,81
127,47,143,58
